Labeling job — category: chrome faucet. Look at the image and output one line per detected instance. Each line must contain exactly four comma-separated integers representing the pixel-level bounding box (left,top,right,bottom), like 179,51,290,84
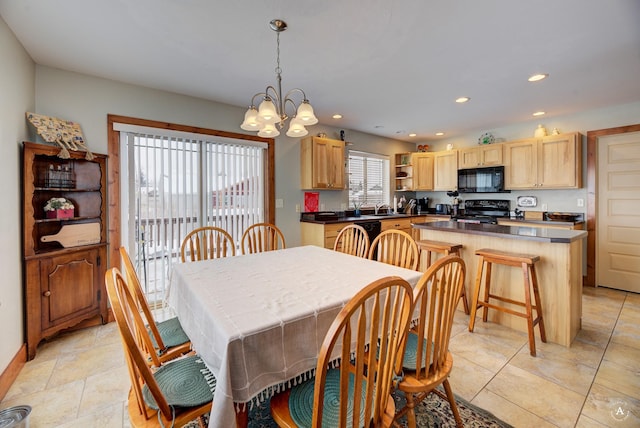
374,203,390,215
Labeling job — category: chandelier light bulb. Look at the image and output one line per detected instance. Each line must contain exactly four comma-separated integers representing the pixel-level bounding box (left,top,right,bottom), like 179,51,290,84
296,101,318,125
240,107,260,130
257,98,278,124
286,117,308,137
258,123,280,137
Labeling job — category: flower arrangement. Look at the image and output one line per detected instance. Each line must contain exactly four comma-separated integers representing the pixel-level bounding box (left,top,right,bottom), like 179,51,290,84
44,197,74,212
44,197,75,219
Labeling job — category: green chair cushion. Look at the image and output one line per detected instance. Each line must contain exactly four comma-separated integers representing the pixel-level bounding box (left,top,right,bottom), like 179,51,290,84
150,316,190,349
288,368,367,428
142,355,215,409
402,331,432,370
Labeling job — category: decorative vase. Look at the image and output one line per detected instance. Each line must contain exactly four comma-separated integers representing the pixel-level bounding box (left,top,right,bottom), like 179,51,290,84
46,208,74,219
534,124,547,138
354,209,361,217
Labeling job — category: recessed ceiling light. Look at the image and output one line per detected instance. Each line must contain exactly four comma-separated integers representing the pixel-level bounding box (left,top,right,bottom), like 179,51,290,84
532,111,546,116
435,132,445,136
332,114,343,119
408,133,417,137
528,73,549,82
455,97,470,103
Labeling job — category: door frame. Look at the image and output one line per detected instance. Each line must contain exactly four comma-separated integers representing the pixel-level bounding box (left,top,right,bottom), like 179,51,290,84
586,123,640,287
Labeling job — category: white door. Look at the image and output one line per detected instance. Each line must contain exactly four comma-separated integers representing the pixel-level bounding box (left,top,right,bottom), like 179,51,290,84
597,130,640,292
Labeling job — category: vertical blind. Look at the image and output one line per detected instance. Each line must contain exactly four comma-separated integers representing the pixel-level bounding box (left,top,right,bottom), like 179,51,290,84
348,150,390,208
117,126,266,303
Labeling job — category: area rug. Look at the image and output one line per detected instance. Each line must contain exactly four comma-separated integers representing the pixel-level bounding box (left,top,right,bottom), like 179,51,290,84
242,388,513,428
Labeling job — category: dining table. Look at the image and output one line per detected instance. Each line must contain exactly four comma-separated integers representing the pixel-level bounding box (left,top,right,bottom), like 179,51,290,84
167,245,423,428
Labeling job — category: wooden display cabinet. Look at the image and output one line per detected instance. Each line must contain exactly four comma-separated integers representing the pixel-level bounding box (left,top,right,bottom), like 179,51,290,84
22,142,108,360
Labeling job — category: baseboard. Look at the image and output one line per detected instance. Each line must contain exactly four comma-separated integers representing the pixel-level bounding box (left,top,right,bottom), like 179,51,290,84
0,344,27,401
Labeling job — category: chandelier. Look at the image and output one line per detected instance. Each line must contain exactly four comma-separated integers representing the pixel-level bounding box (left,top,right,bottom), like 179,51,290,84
240,19,318,138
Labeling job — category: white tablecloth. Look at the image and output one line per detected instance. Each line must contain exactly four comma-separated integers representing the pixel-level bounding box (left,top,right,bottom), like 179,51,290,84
167,245,422,428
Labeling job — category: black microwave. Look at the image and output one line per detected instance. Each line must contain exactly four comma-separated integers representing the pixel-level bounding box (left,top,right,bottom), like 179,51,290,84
457,166,508,193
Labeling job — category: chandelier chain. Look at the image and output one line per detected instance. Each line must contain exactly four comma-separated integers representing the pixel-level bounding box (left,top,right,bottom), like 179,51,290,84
275,32,282,75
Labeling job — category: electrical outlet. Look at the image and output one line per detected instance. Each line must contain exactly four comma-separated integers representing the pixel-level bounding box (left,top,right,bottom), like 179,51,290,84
295,204,300,213
341,203,347,210
275,198,284,208
577,198,584,207
320,204,325,211
541,203,548,211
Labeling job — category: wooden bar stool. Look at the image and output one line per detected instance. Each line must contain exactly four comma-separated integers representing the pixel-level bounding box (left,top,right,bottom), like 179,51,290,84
468,248,546,356
417,239,469,314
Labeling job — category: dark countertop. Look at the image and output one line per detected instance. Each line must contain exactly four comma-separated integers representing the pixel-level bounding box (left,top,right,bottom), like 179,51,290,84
300,213,435,224
497,217,585,227
413,221,588,243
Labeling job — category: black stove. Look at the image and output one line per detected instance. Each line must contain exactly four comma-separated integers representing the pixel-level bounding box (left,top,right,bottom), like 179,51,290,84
454,199,510,224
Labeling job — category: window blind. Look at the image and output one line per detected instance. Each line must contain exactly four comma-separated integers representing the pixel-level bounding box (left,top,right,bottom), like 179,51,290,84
348,150,390,208
119,130,265,303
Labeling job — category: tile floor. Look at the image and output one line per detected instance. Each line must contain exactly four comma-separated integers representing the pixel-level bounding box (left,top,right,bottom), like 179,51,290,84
1,286,638,427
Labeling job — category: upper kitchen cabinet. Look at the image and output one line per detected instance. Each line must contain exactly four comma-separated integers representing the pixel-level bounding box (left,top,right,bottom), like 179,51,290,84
504,132,582,190
458,144,503,169
300,136,345,190
411,152,434,191
433,150,458,190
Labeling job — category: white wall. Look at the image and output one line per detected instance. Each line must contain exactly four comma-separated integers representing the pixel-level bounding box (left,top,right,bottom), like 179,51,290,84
414,101,640,214
0,16,35,374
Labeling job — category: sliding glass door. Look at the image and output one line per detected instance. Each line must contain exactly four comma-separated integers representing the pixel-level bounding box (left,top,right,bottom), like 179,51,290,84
118,128,267,304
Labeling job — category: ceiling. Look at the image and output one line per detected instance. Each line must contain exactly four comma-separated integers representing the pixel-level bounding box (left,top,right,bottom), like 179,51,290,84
2,0,639,141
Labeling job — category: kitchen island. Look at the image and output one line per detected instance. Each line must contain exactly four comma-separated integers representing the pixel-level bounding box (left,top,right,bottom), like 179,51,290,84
413,221,587,347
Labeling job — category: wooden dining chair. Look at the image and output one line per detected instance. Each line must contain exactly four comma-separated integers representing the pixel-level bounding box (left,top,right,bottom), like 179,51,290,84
240,222,286,254
270,276,414,428
180,226,236,262
119,247,191,367
368,229,420,270
333,224,370,258
394,255,466,428
105,267,215,427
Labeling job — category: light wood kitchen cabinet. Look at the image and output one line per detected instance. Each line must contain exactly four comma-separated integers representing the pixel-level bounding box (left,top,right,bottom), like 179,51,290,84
458,144,503,169
300,136,345,190
395,153,413,191
433,150,458,190
22,142,108,360
301,221,347,249
411,152,434,190
380,217,414,234
504,132,582,190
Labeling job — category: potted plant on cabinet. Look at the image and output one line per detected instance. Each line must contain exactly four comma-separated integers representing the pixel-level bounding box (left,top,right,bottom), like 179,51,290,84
44,197,75,219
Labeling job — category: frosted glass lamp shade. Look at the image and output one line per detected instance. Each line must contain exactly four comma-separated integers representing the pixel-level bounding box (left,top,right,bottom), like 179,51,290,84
240,107,260,130
257,98,278,124
286,117,308,137
258,123,280,137
296,101,318,125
